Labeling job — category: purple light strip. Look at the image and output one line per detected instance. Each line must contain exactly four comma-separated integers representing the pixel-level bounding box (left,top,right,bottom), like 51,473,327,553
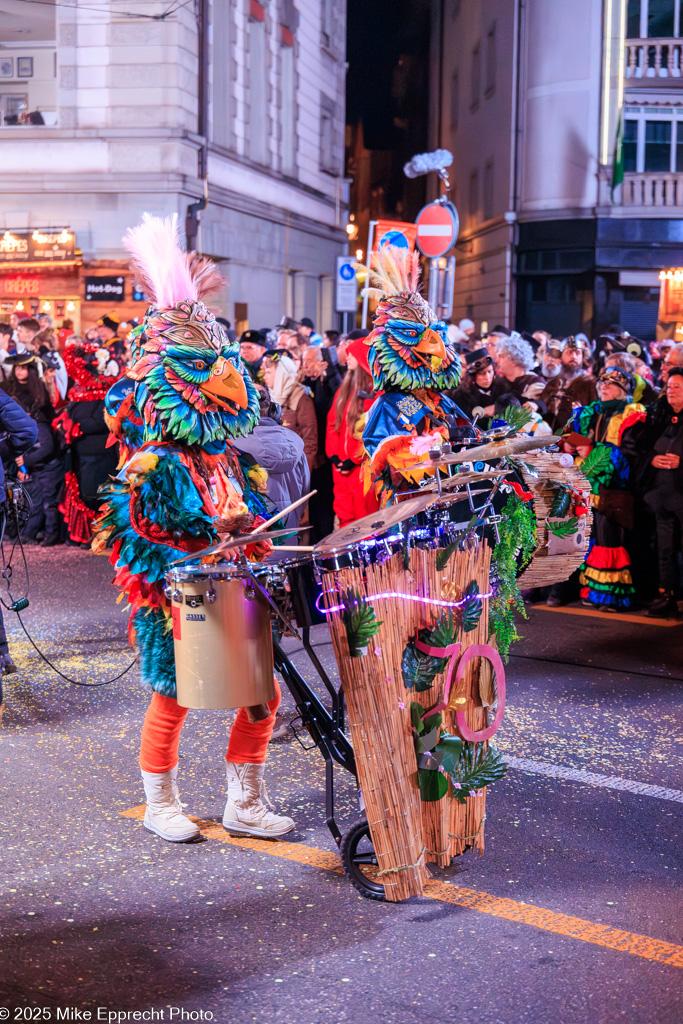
316,588,494,616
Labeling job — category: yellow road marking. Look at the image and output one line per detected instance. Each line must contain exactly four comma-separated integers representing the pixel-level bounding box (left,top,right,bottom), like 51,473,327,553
120,804,683,968
535,605,682,627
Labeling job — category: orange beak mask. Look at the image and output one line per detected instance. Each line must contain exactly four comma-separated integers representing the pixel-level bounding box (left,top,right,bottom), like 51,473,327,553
415,327,447,365
198,357,249,412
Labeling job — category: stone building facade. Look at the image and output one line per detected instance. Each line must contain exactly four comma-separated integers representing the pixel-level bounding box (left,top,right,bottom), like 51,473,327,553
0,0,348,333
431,0,683,339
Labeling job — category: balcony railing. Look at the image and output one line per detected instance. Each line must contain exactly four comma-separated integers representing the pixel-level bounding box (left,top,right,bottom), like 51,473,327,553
625,38,683,79
621,171,683,206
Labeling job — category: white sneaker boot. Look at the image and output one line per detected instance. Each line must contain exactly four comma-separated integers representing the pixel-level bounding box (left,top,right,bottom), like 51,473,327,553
141,766,200,843
223,761,295,839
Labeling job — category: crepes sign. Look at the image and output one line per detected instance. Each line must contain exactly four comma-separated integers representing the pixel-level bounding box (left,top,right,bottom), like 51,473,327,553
0,229,76,265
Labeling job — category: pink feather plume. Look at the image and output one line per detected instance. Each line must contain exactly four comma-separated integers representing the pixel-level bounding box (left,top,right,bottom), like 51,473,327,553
123,213,223,309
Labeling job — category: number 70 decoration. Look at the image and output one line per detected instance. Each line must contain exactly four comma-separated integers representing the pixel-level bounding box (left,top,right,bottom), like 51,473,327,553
414,638,506,741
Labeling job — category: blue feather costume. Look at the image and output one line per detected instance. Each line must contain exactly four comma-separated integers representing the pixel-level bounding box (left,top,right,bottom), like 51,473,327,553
357,247,473,504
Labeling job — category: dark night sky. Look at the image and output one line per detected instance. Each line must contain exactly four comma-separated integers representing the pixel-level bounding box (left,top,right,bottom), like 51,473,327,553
346,0,431,150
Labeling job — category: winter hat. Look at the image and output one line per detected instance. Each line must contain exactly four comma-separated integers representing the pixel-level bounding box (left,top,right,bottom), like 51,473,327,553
98,314,119,333
240,329,267,349
598,365,635,396
465,348,493,375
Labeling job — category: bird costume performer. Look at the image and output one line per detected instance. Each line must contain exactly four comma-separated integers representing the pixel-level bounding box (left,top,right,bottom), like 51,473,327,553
562,366,645,611
360,247,474,504
93,214,293,843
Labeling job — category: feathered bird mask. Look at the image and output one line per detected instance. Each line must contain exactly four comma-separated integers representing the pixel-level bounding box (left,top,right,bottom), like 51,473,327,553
360,246,461,393
122,214,259,449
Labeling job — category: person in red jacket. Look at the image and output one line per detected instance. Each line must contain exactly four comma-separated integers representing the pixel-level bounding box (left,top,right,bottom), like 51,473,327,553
326,336,380,527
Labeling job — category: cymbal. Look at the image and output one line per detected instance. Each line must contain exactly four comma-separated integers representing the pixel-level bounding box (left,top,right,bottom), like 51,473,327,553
419,468,513,493
167,527,306,567
432,486,493,506
314,492,436,553
410,434,561,470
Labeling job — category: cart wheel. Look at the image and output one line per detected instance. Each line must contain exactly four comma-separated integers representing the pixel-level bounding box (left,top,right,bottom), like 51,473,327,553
339,818,386,902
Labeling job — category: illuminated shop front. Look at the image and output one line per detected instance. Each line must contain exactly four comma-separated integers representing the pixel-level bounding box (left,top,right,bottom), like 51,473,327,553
0,228,148,333
658,267,683,341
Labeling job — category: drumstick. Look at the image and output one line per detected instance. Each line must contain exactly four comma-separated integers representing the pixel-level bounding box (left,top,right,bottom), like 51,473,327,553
251,490,317,534
273,545,315,552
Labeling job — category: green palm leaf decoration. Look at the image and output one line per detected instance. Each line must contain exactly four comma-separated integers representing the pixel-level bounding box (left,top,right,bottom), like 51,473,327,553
434,733,463,774
449,743,508,803
461,579,482,633
341,588,383,658
435,514,479,571
402,612,459,692
501,404,533,433
411,702,449,801
418,769,449,801
549,485,571,518
546,516,579,538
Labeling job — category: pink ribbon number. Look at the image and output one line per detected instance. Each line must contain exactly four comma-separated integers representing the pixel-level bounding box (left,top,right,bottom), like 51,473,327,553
414,639,506,742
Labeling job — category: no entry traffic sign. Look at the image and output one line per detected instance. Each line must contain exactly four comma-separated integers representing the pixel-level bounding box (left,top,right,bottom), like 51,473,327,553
414,201,459,259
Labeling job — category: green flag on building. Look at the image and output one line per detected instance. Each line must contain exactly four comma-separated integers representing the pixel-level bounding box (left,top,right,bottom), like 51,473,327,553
611,111,624,198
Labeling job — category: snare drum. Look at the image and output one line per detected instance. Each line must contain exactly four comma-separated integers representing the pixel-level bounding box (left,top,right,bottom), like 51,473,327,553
166,562,275,710
314,535,401,575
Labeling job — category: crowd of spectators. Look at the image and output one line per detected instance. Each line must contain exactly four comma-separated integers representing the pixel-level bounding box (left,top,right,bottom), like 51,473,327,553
0,307,681,617
445,319,683,618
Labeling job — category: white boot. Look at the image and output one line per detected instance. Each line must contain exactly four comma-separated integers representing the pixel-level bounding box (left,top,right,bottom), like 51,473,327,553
223,761,295,839
141,766,200,843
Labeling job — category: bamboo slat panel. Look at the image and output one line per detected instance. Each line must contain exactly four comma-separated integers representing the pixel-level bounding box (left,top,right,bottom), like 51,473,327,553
323,541,496,899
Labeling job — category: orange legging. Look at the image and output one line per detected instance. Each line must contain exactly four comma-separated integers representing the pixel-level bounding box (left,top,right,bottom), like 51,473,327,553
139,680,282,774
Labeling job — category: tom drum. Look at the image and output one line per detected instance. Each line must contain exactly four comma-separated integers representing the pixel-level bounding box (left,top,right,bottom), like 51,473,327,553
166,563,275,710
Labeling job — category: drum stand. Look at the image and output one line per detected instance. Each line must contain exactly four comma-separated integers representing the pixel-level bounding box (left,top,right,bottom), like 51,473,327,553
274,628,355,835
273,630,388,900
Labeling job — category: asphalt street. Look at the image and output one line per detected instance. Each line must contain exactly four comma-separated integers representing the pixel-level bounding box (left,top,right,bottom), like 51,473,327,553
1,547,682,1024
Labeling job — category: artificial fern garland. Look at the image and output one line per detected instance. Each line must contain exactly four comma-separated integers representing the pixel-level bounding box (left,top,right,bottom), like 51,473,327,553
489,492,536,659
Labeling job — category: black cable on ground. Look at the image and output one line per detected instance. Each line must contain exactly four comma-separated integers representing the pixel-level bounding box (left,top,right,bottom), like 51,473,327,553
0,496,136,688
14,611,137,687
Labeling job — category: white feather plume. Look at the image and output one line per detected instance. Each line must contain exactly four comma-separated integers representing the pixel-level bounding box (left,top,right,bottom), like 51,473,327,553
403,149,454,179
123,213,198,309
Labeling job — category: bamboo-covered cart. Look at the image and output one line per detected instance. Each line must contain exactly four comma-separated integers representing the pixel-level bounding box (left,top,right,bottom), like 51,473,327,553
321,543,499,900
308,450,591,901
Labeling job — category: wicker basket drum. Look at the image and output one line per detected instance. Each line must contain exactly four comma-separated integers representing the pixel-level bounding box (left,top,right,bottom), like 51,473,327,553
516,452,592,589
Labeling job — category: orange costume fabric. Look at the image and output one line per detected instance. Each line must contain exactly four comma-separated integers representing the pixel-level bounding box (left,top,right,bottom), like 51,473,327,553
139,682,282,773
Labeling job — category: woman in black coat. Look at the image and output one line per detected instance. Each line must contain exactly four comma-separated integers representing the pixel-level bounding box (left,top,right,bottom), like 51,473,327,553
1,354,64,545
622,367,683,617
0,388,38,682
448,348,515,418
